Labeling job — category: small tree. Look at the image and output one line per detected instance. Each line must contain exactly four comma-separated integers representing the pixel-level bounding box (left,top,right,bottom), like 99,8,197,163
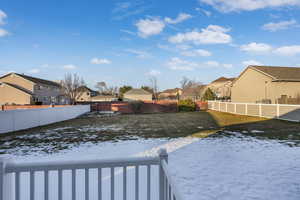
202,88,217,101
60,73,85,105
119,85,132,98
149,76,159,100
95,81,118,95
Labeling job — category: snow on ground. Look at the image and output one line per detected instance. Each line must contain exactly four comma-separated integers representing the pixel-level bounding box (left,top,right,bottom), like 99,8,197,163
5,132,300,200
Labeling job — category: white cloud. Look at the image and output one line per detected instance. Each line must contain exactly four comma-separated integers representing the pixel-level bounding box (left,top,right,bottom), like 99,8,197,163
166,57,232,71
125,49,151,58
167,57,197,71
274,45,300,56
195,8,212,16
120,29,136,35
0,10,7,25
164,13,192,24
112,1,146,20
242,60,263,66
240,42,273,53
135,18,165,38
62,64,77,70
27,69,40,74
90,58,112,64
181,49,212,57
176,44,192,50
147,70,161,76
199,0,300,12
262,20,298,32
0,29,9,37
168,25,232,45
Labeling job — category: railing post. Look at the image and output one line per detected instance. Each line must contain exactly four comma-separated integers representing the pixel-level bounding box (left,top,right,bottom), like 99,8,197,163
159,149,168,200
0,157,13,200
259,104,262,117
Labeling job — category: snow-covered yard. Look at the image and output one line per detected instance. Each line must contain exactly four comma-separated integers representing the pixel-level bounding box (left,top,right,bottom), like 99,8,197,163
1,112,300,200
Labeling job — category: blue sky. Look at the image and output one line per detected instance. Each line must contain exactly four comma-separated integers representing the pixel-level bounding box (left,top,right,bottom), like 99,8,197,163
1,0,300,90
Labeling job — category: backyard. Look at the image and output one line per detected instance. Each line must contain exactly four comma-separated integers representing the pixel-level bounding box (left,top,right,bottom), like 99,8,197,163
0,111,300,200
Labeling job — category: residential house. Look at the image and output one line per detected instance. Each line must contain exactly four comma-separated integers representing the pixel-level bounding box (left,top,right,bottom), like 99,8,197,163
0,72,65,105
207,77,235,99
123,88,153,101
180,85,206,101
158,88,182,100
76,86,98,102
231,65,300,104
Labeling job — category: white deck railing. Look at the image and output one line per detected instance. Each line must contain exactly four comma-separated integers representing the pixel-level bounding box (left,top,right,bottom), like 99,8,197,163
0,149,182,200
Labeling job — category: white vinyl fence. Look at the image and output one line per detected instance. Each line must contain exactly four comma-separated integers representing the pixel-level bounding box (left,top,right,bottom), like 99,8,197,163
208,101,300,122
0,105,90,134
0,149,182,200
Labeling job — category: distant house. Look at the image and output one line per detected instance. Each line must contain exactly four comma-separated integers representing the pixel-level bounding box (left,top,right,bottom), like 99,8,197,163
207,77,235,99
76,86,98,102
180,85,206,101
0,72,65,105
123,88,153,101
90,95,118,102
232,65,300,104
158,88,182,100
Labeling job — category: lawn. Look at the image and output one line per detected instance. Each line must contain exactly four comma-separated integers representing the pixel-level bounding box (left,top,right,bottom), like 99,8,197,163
0,112,218,155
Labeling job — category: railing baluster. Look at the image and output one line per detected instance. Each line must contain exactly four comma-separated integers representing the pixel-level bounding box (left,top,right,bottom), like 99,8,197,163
169,185,171,200
85,168,89,200
15,172,20,200
123,167,127,200
147,165,151,200
72,169,76,200
58,170,62,200
98,168,102,200
135,166,139,200
111,168,114,200
45,170,49,200
30,170,35,200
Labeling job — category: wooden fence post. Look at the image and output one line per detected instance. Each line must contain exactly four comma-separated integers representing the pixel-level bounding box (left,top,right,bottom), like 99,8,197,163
159,149,168,200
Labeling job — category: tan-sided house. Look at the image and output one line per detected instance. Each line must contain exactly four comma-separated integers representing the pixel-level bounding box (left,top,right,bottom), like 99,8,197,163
0,72,63,105
158,88,182,100
123,88,153,101
231,65,300,104
75,86,98,102
207,77,235,99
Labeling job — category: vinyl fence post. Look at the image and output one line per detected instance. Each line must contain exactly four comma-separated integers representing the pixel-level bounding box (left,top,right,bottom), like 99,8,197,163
234,103,237,114
259,104,262,117
225,103,228,112
245,103,248,115
159,149,168,200
276,104,280,119
0,157,13,200
219,102,221,111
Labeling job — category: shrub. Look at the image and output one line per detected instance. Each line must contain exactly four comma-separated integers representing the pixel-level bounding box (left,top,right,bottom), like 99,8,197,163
178,99,196,112
129,101,143,113
202,88,217,101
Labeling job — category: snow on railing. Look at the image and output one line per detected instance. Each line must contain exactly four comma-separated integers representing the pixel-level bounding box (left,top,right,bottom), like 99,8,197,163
208,101,300,122
0,149,182,200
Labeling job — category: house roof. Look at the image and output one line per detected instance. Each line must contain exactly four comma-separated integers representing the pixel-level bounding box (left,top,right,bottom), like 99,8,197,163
161,88,182,93
211,77,235,83
251,66,300,81
124,88,152,95
77,86,97,93
0,73,61,87
181,85,206,96
1,82,34,95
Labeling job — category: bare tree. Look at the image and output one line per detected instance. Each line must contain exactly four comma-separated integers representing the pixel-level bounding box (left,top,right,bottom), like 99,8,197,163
60,73,85,105
149,76,159,100
95,81,118,96
180,77,203,100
